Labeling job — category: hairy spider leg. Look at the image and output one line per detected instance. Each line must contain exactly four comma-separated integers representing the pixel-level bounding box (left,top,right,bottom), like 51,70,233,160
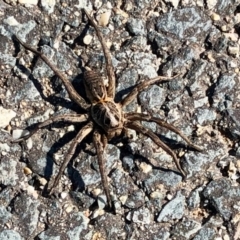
126,121,186,177
93,130,112,208
49,122,94,194
121,74,180,107
12,114,88,142
126,113,202,152
83,9,116,99
14,35,90,110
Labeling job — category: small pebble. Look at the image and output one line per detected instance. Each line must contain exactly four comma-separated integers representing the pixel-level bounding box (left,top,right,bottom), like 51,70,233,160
83,34,93,45
67,125,75,132
2,151,7,156
139,162,152,173
98,11,111,27
207,0,217,9
18,0,38,4
92,209,105,219
64,24,71,32
92,188,101,197
97,195,107,209
119,195,128,204
93,0,102,9
38,177,48,186
12,129,29,140
40,0,56,14
0,107,16,128
228,46,239,57
0,143,10,153
221,25,227,32
26,185,38,199
72,10,80,16
26,138,33,150
61,192,68,199
150,191,164,199
63,203,74,213
23,167,32,175
211,13,220,21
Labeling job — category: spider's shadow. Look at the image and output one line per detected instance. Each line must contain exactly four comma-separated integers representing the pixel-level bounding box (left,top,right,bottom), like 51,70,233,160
158,133,189,150
113,132,186,177
13,35,88,113
115,77,171,103
13,37,99,200
38,123,88,194
123,125,198,177
14,65,89,189
17,66,87,113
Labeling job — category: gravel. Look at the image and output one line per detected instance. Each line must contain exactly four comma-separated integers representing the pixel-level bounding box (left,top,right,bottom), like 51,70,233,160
0,1,240,239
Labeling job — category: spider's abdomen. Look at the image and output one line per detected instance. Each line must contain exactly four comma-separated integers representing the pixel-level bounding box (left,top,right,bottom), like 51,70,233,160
84,70,107,103
91,101,123,138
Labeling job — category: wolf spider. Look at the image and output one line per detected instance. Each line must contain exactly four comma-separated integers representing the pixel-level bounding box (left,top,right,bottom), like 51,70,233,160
14,9,202,209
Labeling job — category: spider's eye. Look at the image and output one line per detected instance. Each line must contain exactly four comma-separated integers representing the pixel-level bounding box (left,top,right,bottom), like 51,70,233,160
104,117,110,126
114,115,119,122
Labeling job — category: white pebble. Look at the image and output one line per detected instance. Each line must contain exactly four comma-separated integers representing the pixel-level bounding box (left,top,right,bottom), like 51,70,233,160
64,24,71,33
61,192,68,199
0,107,16,128
0,143,10,153
98,11,111,27
12,129,29,140
83,34,93,45
228,45,239,57
139,162,152,173
38,177,48,186
207,0,218,9
19,0,38,4
40,0,56,14
211,12,220,21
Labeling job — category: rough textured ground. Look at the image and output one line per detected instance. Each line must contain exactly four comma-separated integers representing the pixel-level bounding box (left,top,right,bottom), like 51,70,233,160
0,0,240,239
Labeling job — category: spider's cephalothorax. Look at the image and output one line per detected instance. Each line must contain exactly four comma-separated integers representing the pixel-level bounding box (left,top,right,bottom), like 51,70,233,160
13,8,202,210
91,100,123,139
84,70,123,139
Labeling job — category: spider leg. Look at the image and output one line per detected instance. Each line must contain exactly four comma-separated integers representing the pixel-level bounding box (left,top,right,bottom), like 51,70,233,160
12,114,88,142
83,9,116,99
125,113,202,151
49,121,93,194
93,130,112,209
125,121,186,177
14,35,90,110
101,133,108,149
121,74,180,107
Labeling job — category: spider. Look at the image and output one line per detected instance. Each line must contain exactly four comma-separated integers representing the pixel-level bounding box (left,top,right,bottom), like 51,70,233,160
14,9,202,209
